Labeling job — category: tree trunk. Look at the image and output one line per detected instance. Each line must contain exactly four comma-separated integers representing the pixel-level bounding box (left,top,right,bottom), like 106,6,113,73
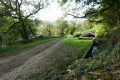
47,29,51,36
48,30,51,36
21,22,29,40
0,38,2,46
61,28,64,35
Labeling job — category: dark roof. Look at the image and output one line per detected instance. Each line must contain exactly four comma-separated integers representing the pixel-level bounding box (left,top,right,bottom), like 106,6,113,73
80,32,95,37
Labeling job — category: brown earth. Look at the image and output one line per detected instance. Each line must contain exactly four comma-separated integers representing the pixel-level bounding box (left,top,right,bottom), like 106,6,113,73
0,39,65,80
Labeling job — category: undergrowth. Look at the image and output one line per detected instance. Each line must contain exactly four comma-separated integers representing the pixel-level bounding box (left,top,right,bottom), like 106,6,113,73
64,27,120,80
24,38,92,80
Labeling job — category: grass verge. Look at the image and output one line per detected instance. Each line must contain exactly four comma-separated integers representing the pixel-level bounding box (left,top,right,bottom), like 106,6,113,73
61,38,93,53
0,37,63,57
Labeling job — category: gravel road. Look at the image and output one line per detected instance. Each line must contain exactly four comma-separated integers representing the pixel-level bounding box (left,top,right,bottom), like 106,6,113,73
0,39,64,80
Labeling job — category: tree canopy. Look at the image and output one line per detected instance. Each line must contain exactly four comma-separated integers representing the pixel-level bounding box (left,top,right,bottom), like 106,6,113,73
54,18,68,35
0,0,48,39
58,0,120,27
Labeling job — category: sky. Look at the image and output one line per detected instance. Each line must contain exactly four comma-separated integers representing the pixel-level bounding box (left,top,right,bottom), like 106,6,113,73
35,2,62,21
34,1,85,22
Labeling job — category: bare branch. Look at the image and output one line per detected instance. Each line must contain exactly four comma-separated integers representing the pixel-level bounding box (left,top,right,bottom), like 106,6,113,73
25,6,47,19
66,11,98,18
66,0,116,19
16,0,18,10
17,0,22,7
0,0,13,9
8,0,13,9
19,0,23,6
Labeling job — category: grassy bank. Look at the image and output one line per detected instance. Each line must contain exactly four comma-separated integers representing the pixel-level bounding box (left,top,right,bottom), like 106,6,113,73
0,37,63,57
63,28,120,80
24,38,92,80
61,38,92,53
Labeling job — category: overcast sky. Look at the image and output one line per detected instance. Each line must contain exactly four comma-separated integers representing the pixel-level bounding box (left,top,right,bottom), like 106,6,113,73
34,1,85,22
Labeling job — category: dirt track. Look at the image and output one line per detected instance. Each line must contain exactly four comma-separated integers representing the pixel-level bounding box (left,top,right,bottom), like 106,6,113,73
0,39,64,80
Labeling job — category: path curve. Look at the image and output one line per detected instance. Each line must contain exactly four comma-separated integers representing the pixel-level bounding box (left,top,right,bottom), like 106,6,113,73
0,39,65,80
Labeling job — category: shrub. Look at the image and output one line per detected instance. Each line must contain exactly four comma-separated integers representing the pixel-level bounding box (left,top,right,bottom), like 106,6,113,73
74,33,82,37
37,35,44,39
95,27,105,38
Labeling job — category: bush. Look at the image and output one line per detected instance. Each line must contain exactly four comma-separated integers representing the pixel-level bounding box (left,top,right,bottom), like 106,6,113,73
74,33,82,37
95,27,105,38
37,35,44,39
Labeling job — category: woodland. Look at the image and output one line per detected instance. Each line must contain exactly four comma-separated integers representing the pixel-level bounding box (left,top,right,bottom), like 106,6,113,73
0,0,120,80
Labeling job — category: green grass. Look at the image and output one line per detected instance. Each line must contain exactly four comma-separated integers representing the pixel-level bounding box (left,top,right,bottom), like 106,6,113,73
0,37,63,57
24,38,93,80
64,32,120,80
61,38,92,53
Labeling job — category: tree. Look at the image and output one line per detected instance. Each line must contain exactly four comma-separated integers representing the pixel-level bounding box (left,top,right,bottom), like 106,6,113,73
68,25,76,35
58,0,120,27
54,18,68,35
0,0,48,39
24,19,41,38
0,17,20,45
75,23,81,32
66,21,76,35
0,17,40,46
38,22,53,36
80,20,94,32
